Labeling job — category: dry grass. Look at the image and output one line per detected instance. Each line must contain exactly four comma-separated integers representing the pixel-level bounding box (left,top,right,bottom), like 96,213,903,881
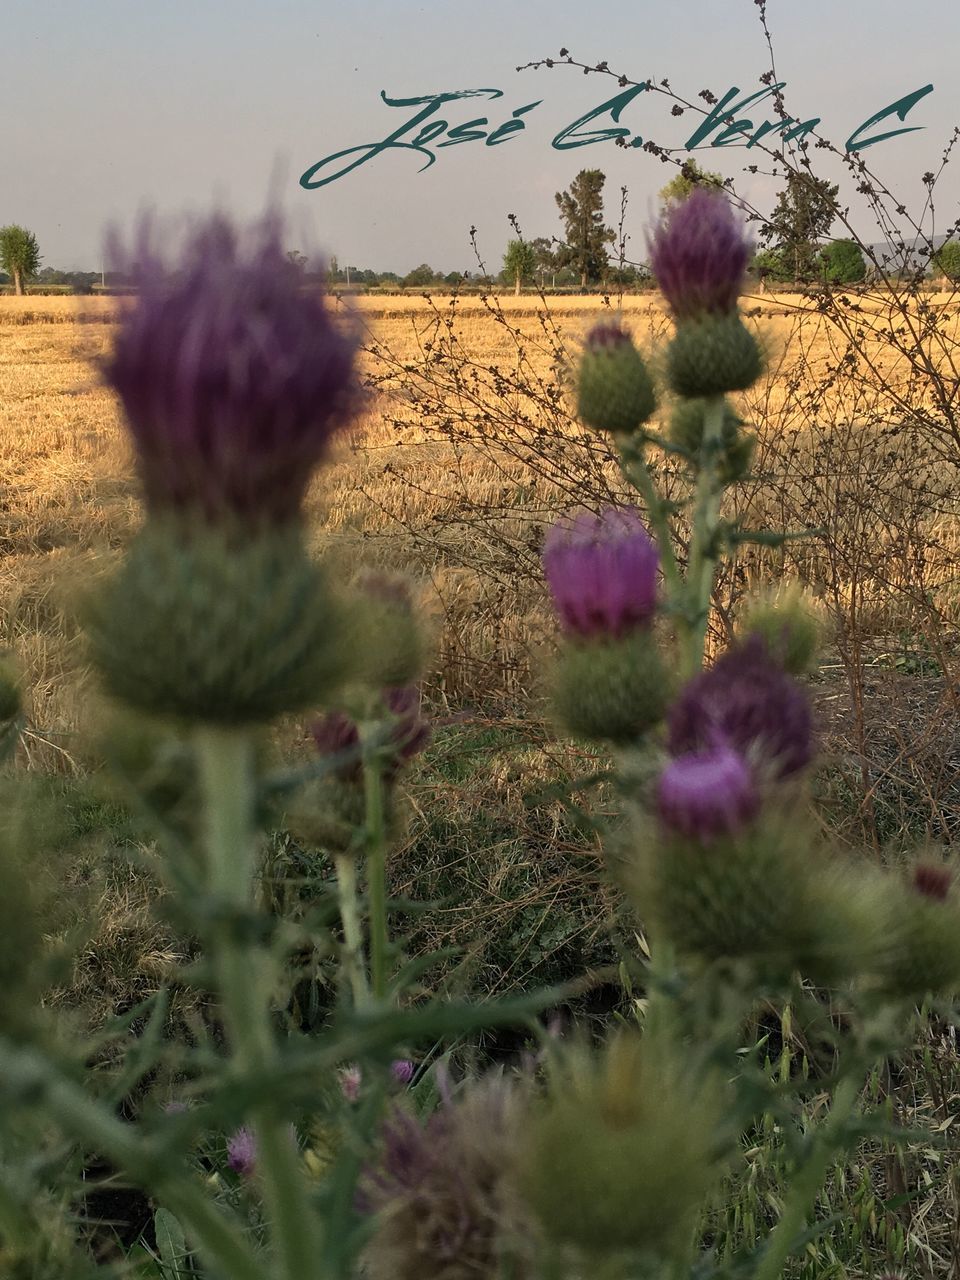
3,290,960,761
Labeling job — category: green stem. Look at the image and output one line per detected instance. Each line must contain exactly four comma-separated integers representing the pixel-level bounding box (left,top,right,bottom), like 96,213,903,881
617,439,683,599
683,395,726,676
334,851,370,1008
362,741,390,1003
754,1072,861,1280
195,726,318,1280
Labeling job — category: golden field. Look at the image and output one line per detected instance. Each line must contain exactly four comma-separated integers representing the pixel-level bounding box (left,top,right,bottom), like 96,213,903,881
2,289,960,774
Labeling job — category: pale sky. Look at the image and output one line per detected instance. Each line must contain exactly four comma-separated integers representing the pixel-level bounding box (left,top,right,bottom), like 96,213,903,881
3,0,957,273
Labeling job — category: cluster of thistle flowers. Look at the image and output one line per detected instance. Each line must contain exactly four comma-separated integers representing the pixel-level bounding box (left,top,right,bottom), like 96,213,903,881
543,188,960,994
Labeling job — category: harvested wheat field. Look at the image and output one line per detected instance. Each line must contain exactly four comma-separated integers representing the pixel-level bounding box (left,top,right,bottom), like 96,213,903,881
3,290,960,754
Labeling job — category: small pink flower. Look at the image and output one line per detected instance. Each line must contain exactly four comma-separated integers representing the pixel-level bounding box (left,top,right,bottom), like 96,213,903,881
391,1059,415,1085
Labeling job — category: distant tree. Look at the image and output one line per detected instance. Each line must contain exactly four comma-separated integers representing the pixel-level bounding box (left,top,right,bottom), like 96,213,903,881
530,237,558,288
819,239,867,284
752,248,790,289
931,240,960,282
554,170,616,288
659,160,725,205
502,240,536,295
443,271,464,287
760,172,839,283
0,225,41,295
402,263,436,289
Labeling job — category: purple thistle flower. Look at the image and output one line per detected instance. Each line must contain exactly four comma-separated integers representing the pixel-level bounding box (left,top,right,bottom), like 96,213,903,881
667,636,813,779
226,1126,257,1178
311,687,430,781
542,506,659,639
391,1059,416,1085
584,321,633,352
657,746,759,842
648,188,752,321
358,1080,527,1280
103,213,361,527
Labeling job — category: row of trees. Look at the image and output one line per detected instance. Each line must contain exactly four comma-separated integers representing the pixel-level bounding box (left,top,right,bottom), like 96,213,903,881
502,163,960,292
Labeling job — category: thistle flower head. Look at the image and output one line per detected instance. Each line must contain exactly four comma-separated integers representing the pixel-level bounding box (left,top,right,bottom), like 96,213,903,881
542,506,659,639
391,1059,416,1085
656,745,759,842
310,686,430,782
226,1126,257,1178
648,188,752,321
667,637,813,779
103,213,361,527
359,1080,529,1280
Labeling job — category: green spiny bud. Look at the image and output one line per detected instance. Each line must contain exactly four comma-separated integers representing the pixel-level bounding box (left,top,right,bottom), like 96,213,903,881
347,572,426,689
577,324,657,437
667,312,763,398
625,807,871,982
550,631,670,744
738,585,822,674
518,1032,726,1262
873,863,960,999
668,397,755,482
85,521,350,725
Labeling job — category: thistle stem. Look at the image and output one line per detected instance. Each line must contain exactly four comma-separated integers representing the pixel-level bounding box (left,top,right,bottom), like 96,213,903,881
684,395,726,675
334,851,370,1008
362,737,391,1003
617,438,682,599
195,726,317,1280
754,1072,861,1280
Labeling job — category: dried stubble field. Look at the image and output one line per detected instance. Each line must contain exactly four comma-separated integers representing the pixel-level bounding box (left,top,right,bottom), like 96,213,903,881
3,289,960,759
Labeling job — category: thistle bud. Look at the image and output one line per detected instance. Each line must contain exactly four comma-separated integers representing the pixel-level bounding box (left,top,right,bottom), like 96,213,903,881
666,311,764,397
519,1033,726,1263
86,522,350,725
738,585,821,675
648,189,751,323
668,397,755,482
874,862,960,999
551,631,670,744
348,573,426,689
543,507,659,639
576,323,657,437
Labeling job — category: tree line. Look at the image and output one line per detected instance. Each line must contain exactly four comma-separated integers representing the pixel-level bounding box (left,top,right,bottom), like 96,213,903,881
4,174,960,296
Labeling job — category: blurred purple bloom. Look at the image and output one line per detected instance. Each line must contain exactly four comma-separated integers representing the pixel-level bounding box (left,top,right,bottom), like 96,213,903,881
657,746,759,842
340,1065,363,1101
913,863,952,902
648,188,752,321
583,321,633,352
542,507,659,639
667,637,813,779
227,1126,257,1178
357,1080,525,1278
103,213,360,526
391,1059,416,1085
311,686,430,781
